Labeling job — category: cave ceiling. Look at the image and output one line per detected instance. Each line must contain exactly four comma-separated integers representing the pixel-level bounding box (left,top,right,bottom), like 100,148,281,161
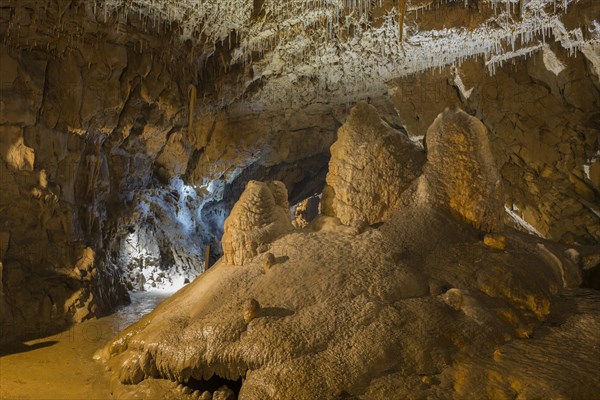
3,0,598,115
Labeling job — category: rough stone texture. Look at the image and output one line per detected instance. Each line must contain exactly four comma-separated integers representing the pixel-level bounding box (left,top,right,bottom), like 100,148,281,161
0,0,218,337
85,0,598,117
323,102,426,225
424,108,505,233
0,135,128,342
291,195,321,229
221,181,294,266
1,0,598,348
101,173,593,400
389,43,600,243
484,233,507,251
0,1,339,341
242,298,261,323
213,386,235,400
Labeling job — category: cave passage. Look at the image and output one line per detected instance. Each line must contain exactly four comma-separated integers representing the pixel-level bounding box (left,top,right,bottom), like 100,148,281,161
0,291,170,399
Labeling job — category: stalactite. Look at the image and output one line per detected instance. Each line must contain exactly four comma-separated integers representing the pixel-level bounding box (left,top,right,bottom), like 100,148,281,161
188,84,197,136
75,0,587,112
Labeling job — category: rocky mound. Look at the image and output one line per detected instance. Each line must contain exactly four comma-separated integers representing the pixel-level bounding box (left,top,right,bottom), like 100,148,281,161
98,108,599,399
423,107,505,232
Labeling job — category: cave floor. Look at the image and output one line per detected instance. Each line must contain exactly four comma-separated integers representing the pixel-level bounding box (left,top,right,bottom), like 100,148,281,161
0,291,172,400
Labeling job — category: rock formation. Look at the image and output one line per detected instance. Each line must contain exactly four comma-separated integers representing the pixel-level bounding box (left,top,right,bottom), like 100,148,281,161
423,108,505,232
1,0,598,344
323,102,426,225
322,104,504,233
221,181,294,266
389,44,600,242
291,195,321,229
99,109,596,399
1,0,599,397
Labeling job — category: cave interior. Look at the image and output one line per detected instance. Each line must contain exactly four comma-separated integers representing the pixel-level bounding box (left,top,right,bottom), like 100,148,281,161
0,0,599,399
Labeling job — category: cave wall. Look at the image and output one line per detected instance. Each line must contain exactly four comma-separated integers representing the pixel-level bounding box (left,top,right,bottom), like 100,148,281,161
387,43,600,242
0,0,212,341
0,0,341,342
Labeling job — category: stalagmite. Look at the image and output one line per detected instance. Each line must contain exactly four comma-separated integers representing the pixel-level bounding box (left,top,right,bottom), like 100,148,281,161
423,108,505,232
221,181,294,266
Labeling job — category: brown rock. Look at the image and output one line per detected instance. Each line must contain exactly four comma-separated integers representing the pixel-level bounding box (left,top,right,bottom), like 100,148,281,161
323,102,425,225
222,181,293,266
424,108,504,232
213,386,235,400
199,391,211,400
263,252,276,272
441,288,464,310
242,298,261,323
119,354,144,384
0,126,34,170
0,232,9,260
292,195,321,228
483,234,507,251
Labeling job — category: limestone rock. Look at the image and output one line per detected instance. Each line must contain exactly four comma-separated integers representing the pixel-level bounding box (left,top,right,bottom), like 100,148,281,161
441,288,463,311
388,52,600,243
581,249,600,289
0,232,9,260
155,131,191,179
424,108,504,232
213,386,235,400
291,195,320,228
199,391,211,400
221,181,293,266
119,355,144,385
483,233,507,250
323,102,426,225
103,192,598,399
0,126,34,171
242,298,261,323
582,41,600,90
262,252,276,272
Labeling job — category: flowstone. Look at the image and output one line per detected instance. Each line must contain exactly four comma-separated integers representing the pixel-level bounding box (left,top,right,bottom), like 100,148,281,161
100,108,597,400
323,102,425,225
221,181,293,266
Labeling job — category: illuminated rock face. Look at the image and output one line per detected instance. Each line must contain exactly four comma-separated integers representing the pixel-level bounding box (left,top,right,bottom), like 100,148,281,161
0,36,189,341
221,181,293,266
0,1,335,340
323,102,426,225
101,119,595,399
93,0,599,114
424,108,504,232
322,105,503,233
389,49,600,242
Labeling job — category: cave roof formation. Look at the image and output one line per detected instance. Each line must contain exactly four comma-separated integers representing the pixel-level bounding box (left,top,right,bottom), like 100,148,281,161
95,0,599,112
